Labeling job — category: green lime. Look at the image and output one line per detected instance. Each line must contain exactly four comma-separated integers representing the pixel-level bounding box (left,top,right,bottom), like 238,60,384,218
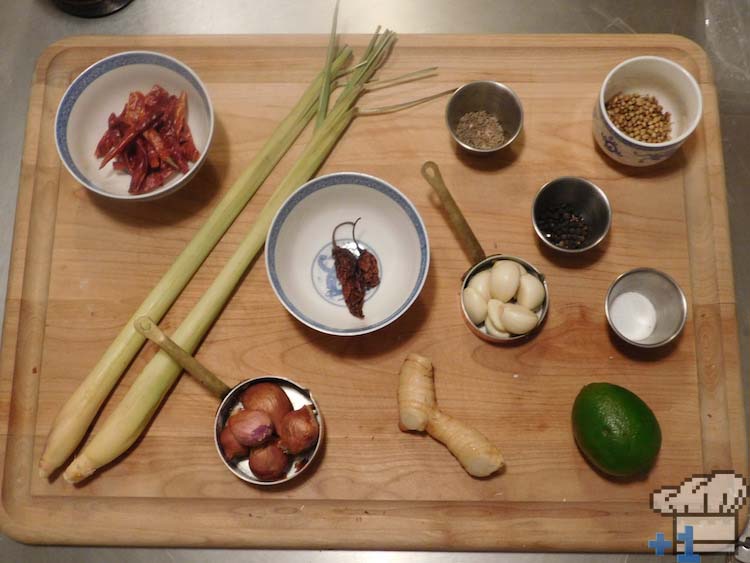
572,382,661,478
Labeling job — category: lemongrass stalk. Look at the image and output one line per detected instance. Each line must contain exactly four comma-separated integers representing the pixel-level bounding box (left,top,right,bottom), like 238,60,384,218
315,0,339,129
38,46,352,478
64,107,356,483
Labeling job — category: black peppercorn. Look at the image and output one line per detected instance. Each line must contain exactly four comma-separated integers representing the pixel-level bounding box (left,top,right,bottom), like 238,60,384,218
537,204,590,250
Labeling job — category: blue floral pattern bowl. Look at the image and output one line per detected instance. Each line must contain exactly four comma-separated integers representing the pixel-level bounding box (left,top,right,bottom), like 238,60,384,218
55,51,214,200
593,56,702,167
266,172,430,336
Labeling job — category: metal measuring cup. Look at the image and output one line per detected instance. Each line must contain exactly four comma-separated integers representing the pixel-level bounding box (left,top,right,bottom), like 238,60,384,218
420,161,549,342
134,317,324,486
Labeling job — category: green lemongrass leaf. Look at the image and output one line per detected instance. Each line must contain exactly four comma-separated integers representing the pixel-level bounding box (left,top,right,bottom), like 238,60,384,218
315,0,339,130
357,87,456,115
364,67,439,91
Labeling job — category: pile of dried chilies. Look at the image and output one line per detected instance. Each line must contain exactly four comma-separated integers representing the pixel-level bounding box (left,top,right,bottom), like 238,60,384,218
95,85,200,194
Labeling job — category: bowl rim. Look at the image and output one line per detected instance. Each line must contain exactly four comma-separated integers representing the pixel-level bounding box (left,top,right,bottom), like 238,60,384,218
604,267,688,348
445,80,524,154
598,55,703,149
531,176,612,254
265,171,430,337
54,50,215,201
213,375,325,486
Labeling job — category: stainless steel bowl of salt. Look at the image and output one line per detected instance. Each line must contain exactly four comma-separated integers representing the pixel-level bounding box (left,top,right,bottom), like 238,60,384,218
605,268,687,348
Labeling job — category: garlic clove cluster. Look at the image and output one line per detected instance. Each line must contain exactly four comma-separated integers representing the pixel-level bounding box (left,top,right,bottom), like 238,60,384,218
461,259,546,338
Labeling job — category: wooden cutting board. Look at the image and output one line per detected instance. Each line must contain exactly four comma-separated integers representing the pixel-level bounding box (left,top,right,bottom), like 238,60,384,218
1,34,746,551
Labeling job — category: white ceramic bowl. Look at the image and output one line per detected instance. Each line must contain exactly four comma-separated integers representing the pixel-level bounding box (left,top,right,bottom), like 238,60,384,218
593,56,702,167
266,172,430,336
55,51,214,200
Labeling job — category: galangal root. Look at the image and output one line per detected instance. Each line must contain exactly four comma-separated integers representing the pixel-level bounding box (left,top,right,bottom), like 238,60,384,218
397,353,505,477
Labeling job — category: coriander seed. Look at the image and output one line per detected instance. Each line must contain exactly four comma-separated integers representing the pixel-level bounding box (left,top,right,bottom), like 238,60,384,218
605,93,671,144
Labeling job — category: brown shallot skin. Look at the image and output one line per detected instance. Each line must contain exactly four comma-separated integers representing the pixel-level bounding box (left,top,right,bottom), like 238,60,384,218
227,409,274,447
248,441,290,481
240,382,293,430
219,426,249,461
278,405,320,455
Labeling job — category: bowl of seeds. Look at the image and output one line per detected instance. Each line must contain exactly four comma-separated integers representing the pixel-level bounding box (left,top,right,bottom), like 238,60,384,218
593,56,702,167
445,80,523,155
532,177,611,254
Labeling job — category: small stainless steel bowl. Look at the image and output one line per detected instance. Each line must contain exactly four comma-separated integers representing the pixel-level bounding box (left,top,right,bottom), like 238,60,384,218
532,177,612,254
214,376,324,486
460,255,549,343
605,268,687,348
445,80,523,154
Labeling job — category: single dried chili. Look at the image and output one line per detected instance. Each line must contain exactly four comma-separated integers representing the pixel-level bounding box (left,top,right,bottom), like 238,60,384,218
94,84,201,194
331,218,380,318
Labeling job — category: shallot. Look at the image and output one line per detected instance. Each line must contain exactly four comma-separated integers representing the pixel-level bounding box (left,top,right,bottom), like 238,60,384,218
227,409,273,447
249,441,290,481
219,426,249,461
240,382,293,430
278,405,320,455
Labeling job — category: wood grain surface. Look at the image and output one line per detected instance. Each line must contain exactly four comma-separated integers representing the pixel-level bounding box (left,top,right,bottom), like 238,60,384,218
0,34,746,550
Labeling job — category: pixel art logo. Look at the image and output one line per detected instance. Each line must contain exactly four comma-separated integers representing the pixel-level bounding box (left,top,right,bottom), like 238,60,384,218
649,470,749,560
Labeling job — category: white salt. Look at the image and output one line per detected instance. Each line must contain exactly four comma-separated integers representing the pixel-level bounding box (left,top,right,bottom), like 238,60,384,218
609,291,657,341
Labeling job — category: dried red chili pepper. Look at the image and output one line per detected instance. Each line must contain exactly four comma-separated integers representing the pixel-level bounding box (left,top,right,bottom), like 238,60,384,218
357,250,379,289
331,218,380,319
94,84,201,194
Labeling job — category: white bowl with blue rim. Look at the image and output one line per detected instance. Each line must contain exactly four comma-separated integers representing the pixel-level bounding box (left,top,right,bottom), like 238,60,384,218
266,172,430,336
55,51,213,200
593,56,702,167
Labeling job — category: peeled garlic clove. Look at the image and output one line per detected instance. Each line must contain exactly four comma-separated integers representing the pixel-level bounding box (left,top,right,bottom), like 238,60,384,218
500,303,539,335
487,299,506,332
514,261,527,277
490,260,520,302
485,309,511,339
462,287,488,325
467,269,491,301
516,274,546,310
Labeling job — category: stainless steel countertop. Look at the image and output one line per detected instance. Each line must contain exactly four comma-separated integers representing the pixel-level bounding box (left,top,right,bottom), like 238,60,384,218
1,1,748,561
